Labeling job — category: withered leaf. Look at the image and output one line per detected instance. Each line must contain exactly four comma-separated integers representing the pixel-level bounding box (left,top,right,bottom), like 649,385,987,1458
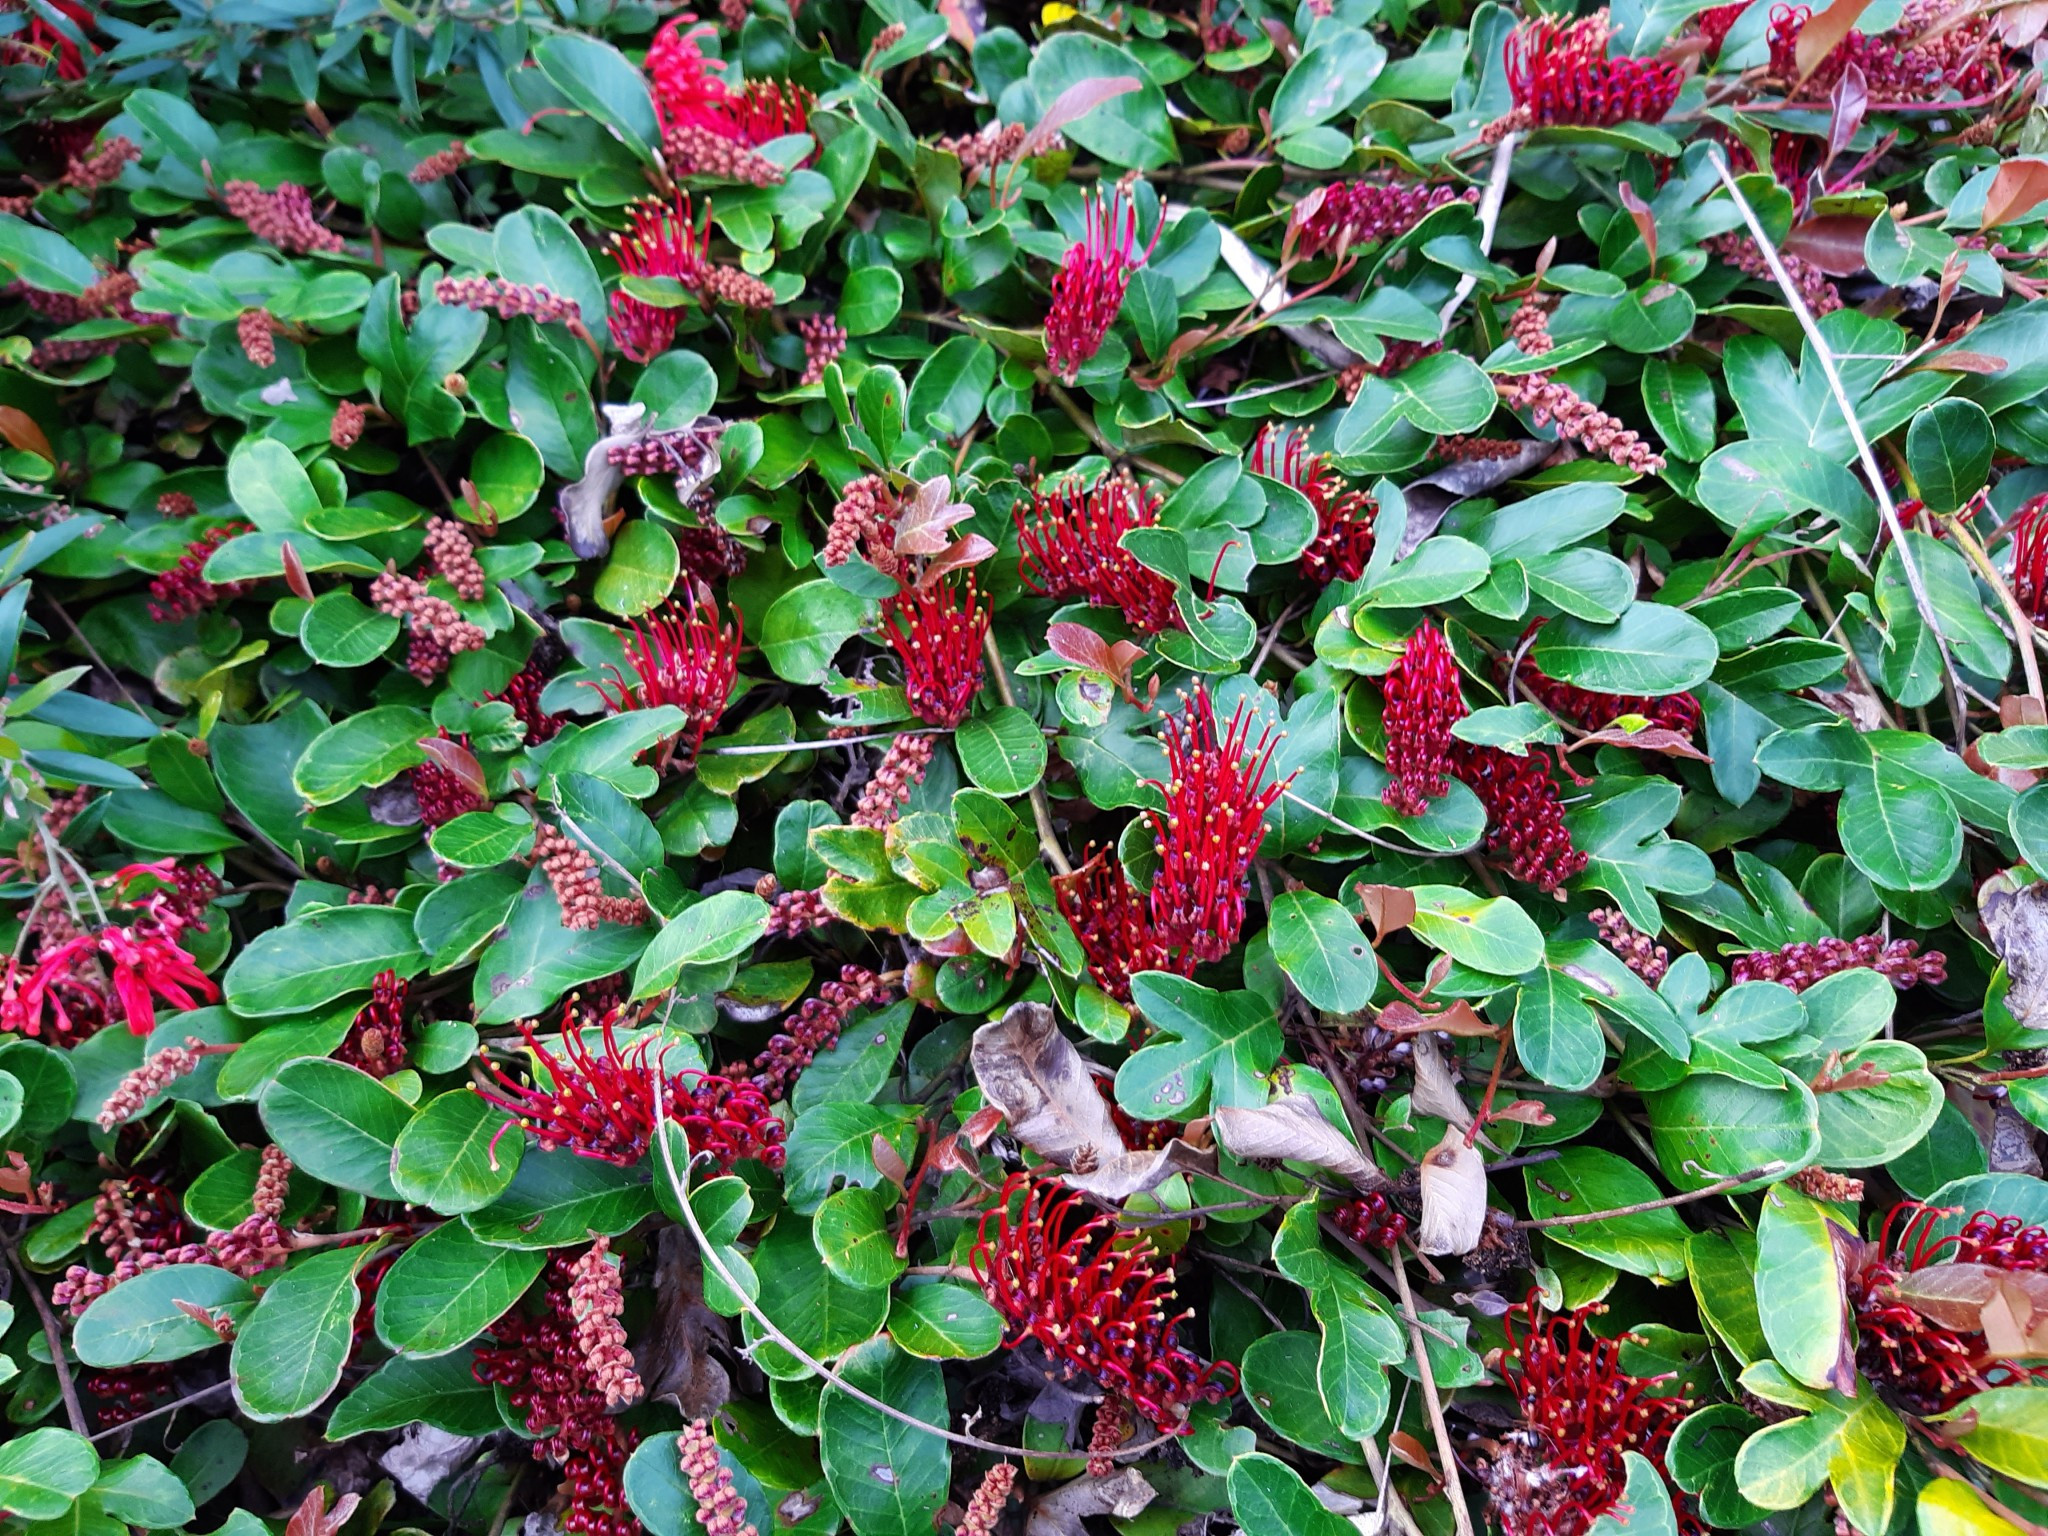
1417,1127,1488,1256
1211,1093,1388,1191
1023,1469,1157,1536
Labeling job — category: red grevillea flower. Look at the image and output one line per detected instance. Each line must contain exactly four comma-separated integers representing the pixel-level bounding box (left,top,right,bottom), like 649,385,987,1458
489,642,570,745
1849,1203,2048,1414
412,756,483,830
336,970,409,1078
1044,188,1159,384
1768,0,2008,103
1381,622,1466,816
149,524,251,622
26,897,218,1038
2008,495,2048,622
1291,180,1477,262
971,1173,1236,1431
1448,741,1587,893
724,78,813,148
1696,0,1754,57
1481,1293,1692,1536
880,575,990,728
1250,424,1378,585
1502,10,1684,130
608,196,711,363
481,1009,786,1170
1731,934,1946,991
1146,688,1290,962
1510,621,1701,735
645,15,732,133
0,0,93,78
1016,470,1183,635
1052,846,1181,1003
473,1250,643,1536
587,597,742,770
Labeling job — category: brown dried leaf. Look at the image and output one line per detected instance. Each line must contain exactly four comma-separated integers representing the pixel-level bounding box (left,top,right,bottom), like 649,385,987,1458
1353,882,1417,939
0,405,53,463
1410,1033,1474,1129
1982,158,2048,231
1490,1098,1557,1127
640,1224,731,1418
1211,1093,1386,1190
1980,874,2048,1031
1024,1469,1157,1536
1980,1275,2048,1359
1795,0,1877,87
1390,1430,1440,1476
1417,1127,1488,1256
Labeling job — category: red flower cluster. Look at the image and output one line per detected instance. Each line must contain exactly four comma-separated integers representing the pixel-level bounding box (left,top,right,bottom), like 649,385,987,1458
1696,0,1754,57
588,597,742,770
740,963,893,1101
412,752,482,830
3,871,219,1041
149,523,251,622
473,1251,643,1536
336,970,409,1078
1511,622,1701,735
482,1007,787,1169
1055,691,1290,999
1850,1203,2048,1414
490,644,570,745
880,575,989,727
608,195,711,362
1291,179,1476,262
971,1174,1236,1430
1044,188,1158,383
645,16,811,142
1731,934,1946,991
2008,495,2048,622
1381,622,1465,816
1501,10,1683,130
1017,469,1183,635
1768,0,2009,103
1449,742,1587,893
1250,424,1377,585
1482,1294,1692,1536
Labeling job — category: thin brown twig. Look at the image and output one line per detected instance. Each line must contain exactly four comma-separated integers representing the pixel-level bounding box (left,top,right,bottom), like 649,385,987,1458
1516,1161,1788,1228
1390,1248,1475,1536
5,1236,87,1434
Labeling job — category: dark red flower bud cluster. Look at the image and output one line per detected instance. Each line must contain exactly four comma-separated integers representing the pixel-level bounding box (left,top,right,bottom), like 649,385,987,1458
1730,934,1946,991
881,575,989,727
1292,179,1476,261
1333,1191,1408,1249
488,641,570,745
741,964,894,1101
1482,1293,1692,1536
1448,742,1588,893
472,1250,643,1536
798,312,847,384
84,1362,176,1429
148,523,251,622
1497,10,1683,135
1381,622,1466,816
222,180,344,255
1591,907,1670,984
1850,1203,2048,1414
1250,423,1377,585
412,753,483,830
1768,0,2009,103
1511,622,1701,735
336,970,409,1078
1696,0,1753,55
1016,469,1183,635
2008,495,2048,623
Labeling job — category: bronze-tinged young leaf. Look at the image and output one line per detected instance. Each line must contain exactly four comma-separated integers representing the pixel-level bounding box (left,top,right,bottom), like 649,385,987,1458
1794,0,1877,86
0,406,53,463
1782,215,1876,277
1352,882,1418,939
1982,159,2048,231
891,474,976,555
1021,76,1143,159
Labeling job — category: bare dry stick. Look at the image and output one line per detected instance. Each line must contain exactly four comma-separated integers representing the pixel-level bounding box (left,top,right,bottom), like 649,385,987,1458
1706,149,1967,743
1516,1161,1788,1228
1942,512,2045,707
1440,131,1519,328
1390,1248,1475,1536
982,627,1073,875
5,1239,87,1435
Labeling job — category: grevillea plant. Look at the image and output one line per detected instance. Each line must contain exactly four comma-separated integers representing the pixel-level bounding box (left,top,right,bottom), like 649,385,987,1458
8,0,2048,1534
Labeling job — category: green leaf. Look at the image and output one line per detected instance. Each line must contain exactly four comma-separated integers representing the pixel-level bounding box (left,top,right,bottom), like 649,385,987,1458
1642,359,1718,461
1937,1386,2048,1486
1226,1453,1357,1536
887,1283,1004,1359
1523,1146,1690,1280
0,215,97,294
1756,1184,1850,1393
1586,1453,1680,1536
533,35,661,164
0,1429,99,1521
1026,35,1177,170
260,1059,415,1200
593,519,680,618
1905,398,1994,515
783,1102,921,1215
429,807,535,869
815,1185,906,1289
374,1222,545,1357
1271,34,1385,135
465,1148,656,1247
818,1339,953,1536
1408,883,1544,975
300,589,399,668
292,706,433,806
94,1454,197,1528
1645,1072,1820,1190
632,889,770,998
231,1247,364,1422
1837,764,1962,891
328,1352,506,1439
955,707,1047,796
1267,890,1378,1013
1532,604,1719,694
389,1089,521,1214
1118,974,1284,1118
74,1266,255,1367
839,268,902,337
760,579,871,685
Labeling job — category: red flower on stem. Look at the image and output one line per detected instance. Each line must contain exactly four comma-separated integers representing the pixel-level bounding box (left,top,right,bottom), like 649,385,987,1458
587,596,742,770
1768,0,2008,104
481,1007,786,1170
971,1173,1236,1431
1481,1292,1692,1536
1249,424,1377,585
1016,469,1183,635
880,574,990,728
1448,741,1587,893
149,524,252,622
2008,494,2048,622
1731,933,1947,991
608,195,711,363
1291,180,1476,262
645,16,732,133
1044,188,1159,383
1849,1203,2048,1414
1696,0,1755,58
1052,846,1180,1003
1381,622,1466,816
1501,10,1683,131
